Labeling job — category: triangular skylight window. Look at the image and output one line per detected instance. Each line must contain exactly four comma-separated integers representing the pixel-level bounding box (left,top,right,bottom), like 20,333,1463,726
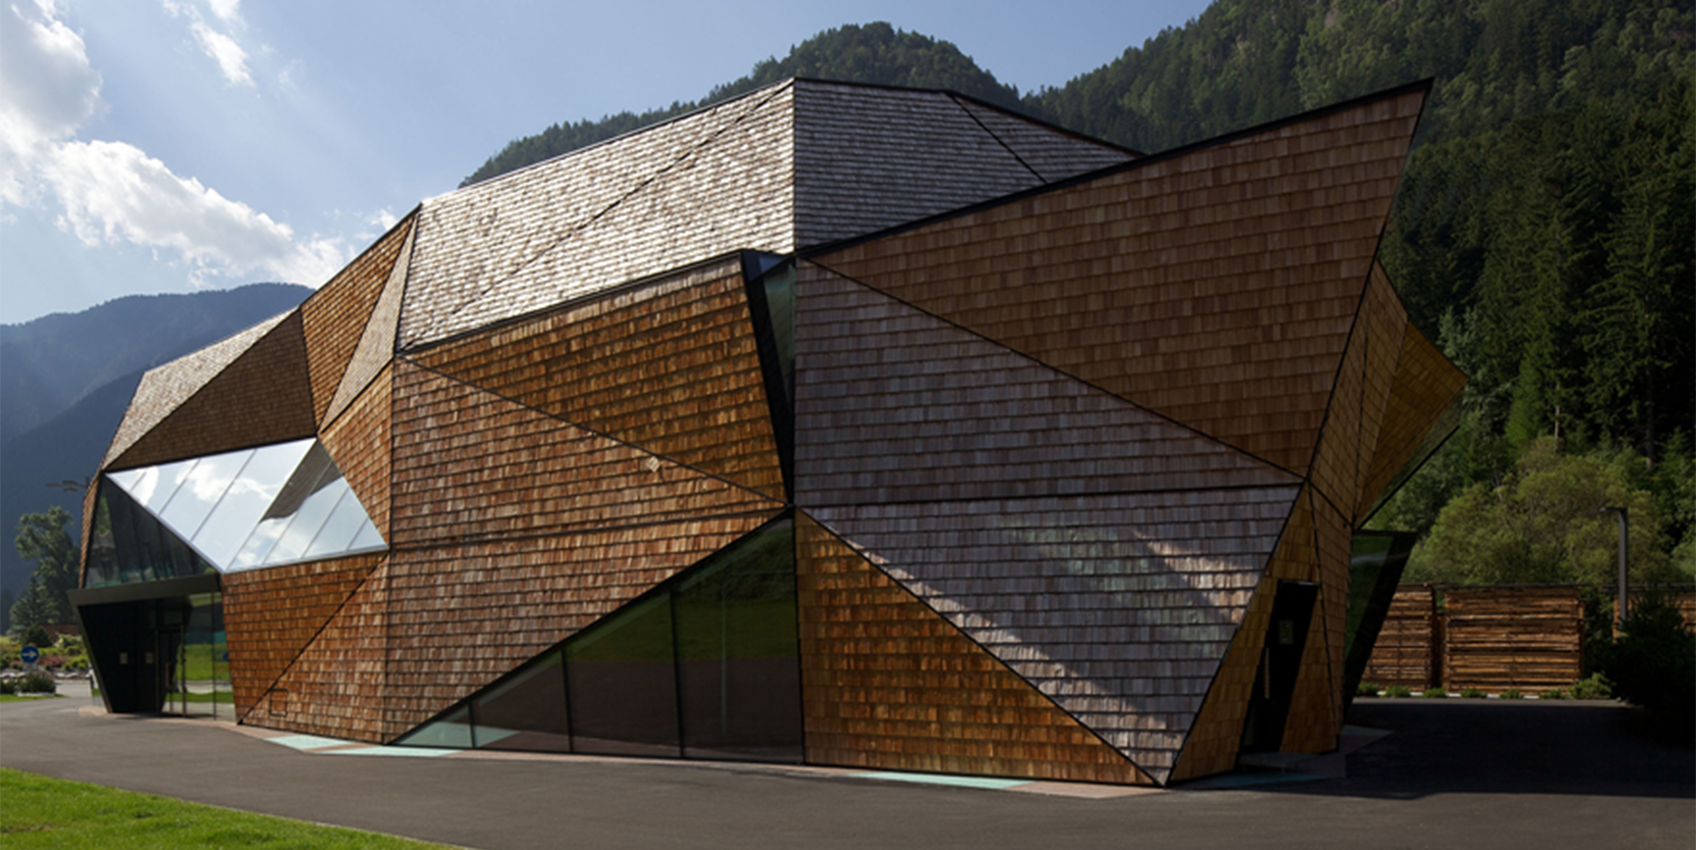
104,438,385,572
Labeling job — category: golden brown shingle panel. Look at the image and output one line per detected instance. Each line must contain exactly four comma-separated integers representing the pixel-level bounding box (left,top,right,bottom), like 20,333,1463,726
1361,323,1467,515
413,261,784,501
1311,488,1353,731
301,216,412,426
109,311,317,470
223,553,382,717
1308,305,1366,517
793,264,1299,505
320,363,393,539
381,513,776,734
1353,265,1409,515
253,557,394,742
101,312,290,469
1169,491,1314,781
814,88,1428,474
325,221,414,427
389,360,780,546
797,514,1153,784
808,485,1299,784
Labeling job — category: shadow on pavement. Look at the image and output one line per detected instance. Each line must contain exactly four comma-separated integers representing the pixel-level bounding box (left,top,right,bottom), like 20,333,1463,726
1247,699,1695,801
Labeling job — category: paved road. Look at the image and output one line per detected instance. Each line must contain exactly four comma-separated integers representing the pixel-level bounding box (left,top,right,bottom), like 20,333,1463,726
2,693,1691,850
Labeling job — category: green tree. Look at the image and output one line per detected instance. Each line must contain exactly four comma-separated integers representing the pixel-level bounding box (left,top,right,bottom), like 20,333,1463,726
10,507,79,635
1407,438,1677,585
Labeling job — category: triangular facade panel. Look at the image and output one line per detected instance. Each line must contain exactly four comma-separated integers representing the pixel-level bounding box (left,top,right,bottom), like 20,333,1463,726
256,556,394,742
398,86,785,349
223,553,382,717
814,88,1428,474
793,264,1299,506
102,312,291,468
1361,323,1468,516
807,485,1299,783
414,259,785,502
321,363,395,539
389,361,782,545
302,215,413,426
326,223,415,426
952,97,1137,182
796,514,1153,784
381,512,778,735
111,310,318,470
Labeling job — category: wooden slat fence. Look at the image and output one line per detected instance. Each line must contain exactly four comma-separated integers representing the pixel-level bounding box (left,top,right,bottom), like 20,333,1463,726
1442,587,1583,693
1361,584,1439,689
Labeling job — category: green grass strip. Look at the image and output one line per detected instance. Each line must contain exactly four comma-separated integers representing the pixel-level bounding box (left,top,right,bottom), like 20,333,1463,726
0,768,457,849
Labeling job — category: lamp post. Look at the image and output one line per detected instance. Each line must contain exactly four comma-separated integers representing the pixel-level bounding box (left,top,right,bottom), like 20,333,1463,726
1599,507,1628,634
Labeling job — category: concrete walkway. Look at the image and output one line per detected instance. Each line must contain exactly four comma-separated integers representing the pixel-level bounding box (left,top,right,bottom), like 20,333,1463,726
2,692,1691,850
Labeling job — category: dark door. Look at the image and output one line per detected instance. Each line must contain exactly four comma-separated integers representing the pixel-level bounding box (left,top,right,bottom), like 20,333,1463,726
1240,580,1319,753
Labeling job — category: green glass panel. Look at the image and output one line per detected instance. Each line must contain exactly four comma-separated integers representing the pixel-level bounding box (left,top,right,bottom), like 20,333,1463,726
395,705,473,749
1342,531,1418,700
761,266,796,402
673,518,801,762
565,592,679,757
472,650,570,753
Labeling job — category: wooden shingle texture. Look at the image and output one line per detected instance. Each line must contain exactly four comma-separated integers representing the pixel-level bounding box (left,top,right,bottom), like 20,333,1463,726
807,485,1299,783
326,220,415,427
1443,587,1583,692
793,264,1299,505
1363,584,1439,689
381,513,777,733
1361,323,1467,515
252,557,394,742
301,215,412,426
223,553,382,718
399,85,793,349
813,87,1429,475
388,361,780,545
102,312,290,468
952,97,1137,182
414,260,784,501
320,363,394,538
109,310,317,470
796,515,1153,784
1169,491,1314,781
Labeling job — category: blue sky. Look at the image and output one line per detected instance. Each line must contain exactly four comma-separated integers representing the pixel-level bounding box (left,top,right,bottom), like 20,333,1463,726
0,0,1213,324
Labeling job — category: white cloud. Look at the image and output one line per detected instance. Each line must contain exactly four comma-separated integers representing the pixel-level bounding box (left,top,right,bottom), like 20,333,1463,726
0,1,352,289
44,140,347,286
189,19,252,87
206,0,240,24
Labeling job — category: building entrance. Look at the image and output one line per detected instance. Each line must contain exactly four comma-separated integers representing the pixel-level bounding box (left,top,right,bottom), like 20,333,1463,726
1240,579,1320,753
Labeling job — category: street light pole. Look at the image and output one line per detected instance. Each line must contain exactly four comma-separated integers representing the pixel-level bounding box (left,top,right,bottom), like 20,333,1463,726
1599,507,1628,634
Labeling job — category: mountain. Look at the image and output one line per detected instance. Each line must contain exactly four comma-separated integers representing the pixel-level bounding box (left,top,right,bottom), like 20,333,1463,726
0,283,311,595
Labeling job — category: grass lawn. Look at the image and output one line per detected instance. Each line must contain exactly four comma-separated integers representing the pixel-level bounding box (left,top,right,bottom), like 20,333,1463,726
0,768,457,849
0,694,61,703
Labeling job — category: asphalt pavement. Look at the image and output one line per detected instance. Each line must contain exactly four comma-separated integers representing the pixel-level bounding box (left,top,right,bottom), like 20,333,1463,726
1,687,1690,850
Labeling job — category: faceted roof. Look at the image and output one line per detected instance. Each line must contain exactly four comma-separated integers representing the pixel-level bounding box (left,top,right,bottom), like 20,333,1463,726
396,79,1135,348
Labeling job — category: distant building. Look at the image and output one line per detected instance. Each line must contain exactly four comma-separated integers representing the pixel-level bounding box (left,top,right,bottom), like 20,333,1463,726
71,78,1462,785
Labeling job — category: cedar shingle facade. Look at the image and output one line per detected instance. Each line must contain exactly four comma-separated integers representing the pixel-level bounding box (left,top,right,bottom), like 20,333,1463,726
73,78,1464,786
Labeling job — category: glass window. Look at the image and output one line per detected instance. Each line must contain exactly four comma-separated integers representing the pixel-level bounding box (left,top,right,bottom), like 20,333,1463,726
394,705,473,749
101,438,386,576
565,592,680,758
472,650,571,753
673,518,802,762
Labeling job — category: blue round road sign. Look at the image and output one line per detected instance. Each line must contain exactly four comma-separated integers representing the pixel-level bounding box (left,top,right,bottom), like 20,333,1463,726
20,645,39,664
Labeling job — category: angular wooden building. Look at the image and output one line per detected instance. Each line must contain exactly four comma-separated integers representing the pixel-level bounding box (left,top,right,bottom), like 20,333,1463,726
71,78,1465,785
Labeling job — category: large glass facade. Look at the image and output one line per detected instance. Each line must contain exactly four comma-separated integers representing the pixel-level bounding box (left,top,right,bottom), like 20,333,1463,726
88,438,385,586
394,516,802,762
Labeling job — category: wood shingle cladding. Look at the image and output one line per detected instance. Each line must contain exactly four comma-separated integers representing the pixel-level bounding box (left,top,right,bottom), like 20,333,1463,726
107,310,318,470
413,260,785,501
793,263,1300,505
223,553,382,716
301,215,413,426
80,79,1467,786
811,88,1429,476
807,485,1299,783
797,515,1153,785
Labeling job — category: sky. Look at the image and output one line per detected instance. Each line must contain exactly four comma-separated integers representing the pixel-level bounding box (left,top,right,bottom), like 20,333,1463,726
0,0,1214,325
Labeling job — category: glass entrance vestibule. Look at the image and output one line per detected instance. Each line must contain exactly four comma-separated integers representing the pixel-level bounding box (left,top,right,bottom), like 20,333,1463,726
70,574,232,717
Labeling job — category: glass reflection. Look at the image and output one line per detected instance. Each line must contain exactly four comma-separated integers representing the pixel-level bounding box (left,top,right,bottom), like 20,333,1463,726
102,437,385,580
